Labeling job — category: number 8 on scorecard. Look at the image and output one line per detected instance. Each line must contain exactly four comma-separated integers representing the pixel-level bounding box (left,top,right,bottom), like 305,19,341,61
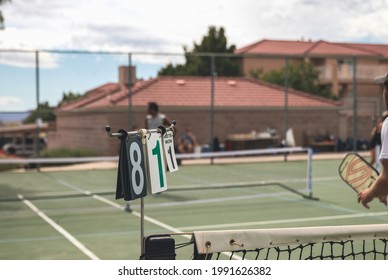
115,135,147,201
129,138,146,197
126,136,148,200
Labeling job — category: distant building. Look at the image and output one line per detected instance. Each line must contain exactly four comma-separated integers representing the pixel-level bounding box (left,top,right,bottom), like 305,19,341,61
236,39,388,143
49,67,340,155
236,39,388,100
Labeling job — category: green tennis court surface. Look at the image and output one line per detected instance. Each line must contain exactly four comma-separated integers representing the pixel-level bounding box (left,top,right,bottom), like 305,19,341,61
1,154,388,260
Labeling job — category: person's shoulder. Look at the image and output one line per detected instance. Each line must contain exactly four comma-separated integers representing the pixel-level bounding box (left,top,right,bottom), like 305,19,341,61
383,120,388,132
158,113,166,119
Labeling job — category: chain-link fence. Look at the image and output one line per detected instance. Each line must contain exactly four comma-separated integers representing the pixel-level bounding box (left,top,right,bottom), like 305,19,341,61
0,49,386,156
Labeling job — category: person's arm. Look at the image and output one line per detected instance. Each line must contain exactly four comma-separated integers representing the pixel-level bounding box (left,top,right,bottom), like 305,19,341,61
163,117,171,127
370,147,376,165
369,129,377,164
358,158,388,209
162,116,177,136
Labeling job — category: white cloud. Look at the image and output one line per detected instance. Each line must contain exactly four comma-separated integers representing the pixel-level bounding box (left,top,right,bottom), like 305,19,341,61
2,0,388,57
0,51,58,68
0,96,23,107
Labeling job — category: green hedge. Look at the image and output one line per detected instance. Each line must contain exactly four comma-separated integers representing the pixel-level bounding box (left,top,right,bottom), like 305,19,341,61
39,148,99,158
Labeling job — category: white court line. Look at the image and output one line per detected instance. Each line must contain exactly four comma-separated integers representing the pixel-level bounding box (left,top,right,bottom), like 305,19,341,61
56,179,90,194
53,178,186,234
55,180,242,259
314,176,341,181
141,192,291,208
17,194,100,260
92,194,188,235
91,195,124,210
179,211,388,231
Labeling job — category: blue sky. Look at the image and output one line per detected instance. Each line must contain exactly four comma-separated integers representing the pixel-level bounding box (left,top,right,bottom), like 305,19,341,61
1,0,388,111
0,53,165,110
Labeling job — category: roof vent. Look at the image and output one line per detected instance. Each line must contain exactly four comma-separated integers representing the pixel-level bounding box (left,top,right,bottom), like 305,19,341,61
227,80,237,86
176,79,185,85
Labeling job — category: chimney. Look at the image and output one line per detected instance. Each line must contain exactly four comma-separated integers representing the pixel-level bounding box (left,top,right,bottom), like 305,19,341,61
118,66,137,86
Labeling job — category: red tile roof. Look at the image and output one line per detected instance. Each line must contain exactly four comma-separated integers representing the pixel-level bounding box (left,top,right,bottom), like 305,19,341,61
58,83,122,111
236,39,315,56
236,39,387,58
339,42,388,57
57,76,337,112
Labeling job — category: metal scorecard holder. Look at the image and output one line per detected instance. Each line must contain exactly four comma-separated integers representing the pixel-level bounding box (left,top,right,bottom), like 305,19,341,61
105,120,178,256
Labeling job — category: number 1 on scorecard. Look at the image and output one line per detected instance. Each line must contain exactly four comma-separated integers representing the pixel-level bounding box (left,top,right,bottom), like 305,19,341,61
146,133,168,194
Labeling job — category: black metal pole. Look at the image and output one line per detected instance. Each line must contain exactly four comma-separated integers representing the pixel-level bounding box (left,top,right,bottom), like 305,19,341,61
35,51,41,168
284,57,289,161
128,53,133,131
210,56,215,146
284,57,289,142
210,55,215,164
352,56,358,151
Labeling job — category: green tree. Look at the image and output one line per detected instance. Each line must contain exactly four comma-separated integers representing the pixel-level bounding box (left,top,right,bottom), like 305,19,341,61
58,91,84,107
23,102,56,124
0,0,11,30
159,26,242,76
253,61,333,99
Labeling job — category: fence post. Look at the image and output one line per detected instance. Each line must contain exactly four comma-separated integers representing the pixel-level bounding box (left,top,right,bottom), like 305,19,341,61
128,53,133,131
210,55,215,155
35,51,41,168
284,57,289,146
283,57,289,161
352,56,358,151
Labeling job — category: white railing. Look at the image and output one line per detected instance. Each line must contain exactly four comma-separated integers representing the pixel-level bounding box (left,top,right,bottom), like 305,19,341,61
316,65,388,80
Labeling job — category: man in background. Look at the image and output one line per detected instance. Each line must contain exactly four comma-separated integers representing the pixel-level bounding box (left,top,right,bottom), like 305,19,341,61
145,102,171,129
178,127,198,153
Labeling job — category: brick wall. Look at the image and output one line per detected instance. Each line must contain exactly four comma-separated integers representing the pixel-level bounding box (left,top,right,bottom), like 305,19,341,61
49,106,343,155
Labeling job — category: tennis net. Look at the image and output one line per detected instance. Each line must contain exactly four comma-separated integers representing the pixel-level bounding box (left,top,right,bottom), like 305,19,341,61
0,146,313,202
0,157,118,202
142,224,388,260
166,146,315,201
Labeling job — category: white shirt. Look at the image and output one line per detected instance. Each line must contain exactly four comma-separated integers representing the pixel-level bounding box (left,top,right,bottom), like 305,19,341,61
146,113,166,129
379,118,388,160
